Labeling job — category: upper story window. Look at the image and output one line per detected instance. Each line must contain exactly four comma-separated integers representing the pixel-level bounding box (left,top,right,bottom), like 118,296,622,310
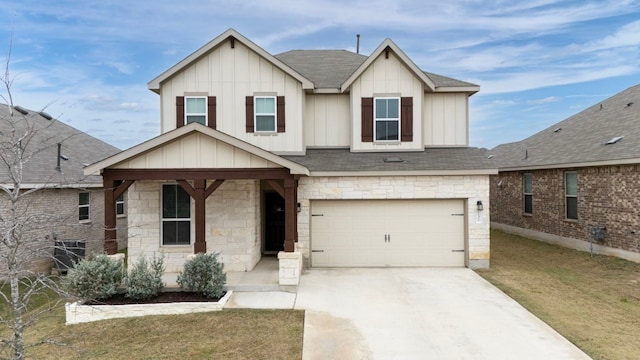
245,96,285,133
79,192,90,222
565,172,578,220
523,173,532,214
161,184,191,246
255,96,277,132
185,97,207,125
176,96,216,129
374,97,400,141
361,97,412,143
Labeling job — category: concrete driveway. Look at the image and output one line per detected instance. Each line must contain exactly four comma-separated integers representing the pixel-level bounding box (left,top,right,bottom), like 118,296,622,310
294,268,591,360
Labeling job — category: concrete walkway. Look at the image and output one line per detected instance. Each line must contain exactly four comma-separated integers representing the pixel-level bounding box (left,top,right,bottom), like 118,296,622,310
225,266,591,359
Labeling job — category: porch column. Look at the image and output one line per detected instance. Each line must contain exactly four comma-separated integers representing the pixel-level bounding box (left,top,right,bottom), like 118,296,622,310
103,178,117,255
284,179,297,252
194,179,207,254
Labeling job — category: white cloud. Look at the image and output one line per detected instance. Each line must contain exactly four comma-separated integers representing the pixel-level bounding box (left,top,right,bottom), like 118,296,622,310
527,96,562,104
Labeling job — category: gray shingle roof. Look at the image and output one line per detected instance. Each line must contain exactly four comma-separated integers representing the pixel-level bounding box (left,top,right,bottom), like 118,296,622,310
284,148,494,172
489,84,640,170
275,50,477,90
0,104,120,187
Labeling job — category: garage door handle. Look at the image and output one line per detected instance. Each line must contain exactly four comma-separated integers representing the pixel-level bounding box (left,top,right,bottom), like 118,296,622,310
451,249,465,252
312,250,324,253
311,214,324,217
451,213,464,216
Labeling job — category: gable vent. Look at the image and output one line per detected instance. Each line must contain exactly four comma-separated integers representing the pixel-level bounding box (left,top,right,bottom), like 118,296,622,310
605,136,623,145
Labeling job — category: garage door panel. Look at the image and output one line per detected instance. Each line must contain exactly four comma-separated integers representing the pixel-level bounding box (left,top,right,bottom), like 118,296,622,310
311,199,465,267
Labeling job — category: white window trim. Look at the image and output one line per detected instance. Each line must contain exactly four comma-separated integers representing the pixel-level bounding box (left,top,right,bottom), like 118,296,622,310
116,194,125,217
161,183,192,246
79,192,90,223
185,96,207,126
564,172,578,220
373,97,400,142
523,173,533,214
254,95,277,133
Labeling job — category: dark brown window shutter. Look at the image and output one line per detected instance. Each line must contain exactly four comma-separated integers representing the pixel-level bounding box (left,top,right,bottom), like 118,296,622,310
176,96,185,128
245,96,254,133
401,97,413,142
277,96,285,133
361,97,373,142
207,96,216,129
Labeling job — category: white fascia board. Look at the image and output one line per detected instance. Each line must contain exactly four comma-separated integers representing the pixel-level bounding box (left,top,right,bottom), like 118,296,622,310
148,28,314,92
83,124,310,176
498,157,640,172
341,39,436,93
309,169,498,177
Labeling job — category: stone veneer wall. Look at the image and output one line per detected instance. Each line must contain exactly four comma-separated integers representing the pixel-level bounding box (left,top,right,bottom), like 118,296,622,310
127,180,261,274
491,165,640,256
296,175,490,269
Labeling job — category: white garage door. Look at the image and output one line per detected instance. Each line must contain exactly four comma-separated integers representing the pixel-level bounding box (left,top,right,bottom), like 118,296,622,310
311,199,465,267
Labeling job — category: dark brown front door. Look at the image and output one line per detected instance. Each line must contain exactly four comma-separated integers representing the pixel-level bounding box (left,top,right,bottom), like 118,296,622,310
264,192,285,253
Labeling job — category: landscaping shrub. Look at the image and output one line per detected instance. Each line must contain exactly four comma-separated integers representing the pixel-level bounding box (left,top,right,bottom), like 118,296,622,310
63,254,123,301
176,253,226,298
125,255,165,300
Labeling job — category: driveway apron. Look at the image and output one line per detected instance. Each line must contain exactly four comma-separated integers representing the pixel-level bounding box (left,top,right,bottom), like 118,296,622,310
294,268,591,360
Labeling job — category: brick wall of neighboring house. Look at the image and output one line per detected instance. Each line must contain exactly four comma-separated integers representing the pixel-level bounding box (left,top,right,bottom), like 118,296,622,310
491,165,640,254
0,187,128,275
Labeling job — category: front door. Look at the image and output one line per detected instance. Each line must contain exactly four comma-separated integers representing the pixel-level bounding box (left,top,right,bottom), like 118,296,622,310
264,192,285,253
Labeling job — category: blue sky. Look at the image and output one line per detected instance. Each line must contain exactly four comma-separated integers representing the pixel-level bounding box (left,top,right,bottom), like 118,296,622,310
0,0,639,150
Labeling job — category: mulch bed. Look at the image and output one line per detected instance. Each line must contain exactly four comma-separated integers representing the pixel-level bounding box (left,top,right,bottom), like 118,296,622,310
85,291,225,305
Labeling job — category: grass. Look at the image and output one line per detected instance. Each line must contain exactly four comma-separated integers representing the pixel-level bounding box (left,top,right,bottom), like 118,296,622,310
476,230,640,360
1,300,304,359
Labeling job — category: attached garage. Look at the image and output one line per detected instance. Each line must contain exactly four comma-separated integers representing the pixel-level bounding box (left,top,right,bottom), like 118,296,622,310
310,199,466,267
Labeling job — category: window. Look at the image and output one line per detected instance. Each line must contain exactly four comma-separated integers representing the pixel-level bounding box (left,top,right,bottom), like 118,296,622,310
162,184,191,245
565,172,578,220
79,192,90,222
254,96,276,132
523,173,533,214
116,194,125,216
374,97,400,141
185,97,207,125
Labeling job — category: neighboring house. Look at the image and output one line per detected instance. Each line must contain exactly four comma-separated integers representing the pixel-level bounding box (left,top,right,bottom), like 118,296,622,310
0,104,126,273
488,84,640,263
85,29,496,285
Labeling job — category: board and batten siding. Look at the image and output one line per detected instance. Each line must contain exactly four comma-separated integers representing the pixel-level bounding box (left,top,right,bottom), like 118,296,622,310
304,94,351,147
350,52,424,152
423,93,468,146
112,133,283,169
159,38,305,154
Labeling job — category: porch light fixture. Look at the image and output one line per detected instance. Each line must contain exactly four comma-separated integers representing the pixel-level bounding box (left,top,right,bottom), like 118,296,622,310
477,200,483,211
297,202,301,213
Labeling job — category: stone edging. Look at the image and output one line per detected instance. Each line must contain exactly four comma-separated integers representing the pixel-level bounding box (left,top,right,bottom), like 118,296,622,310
65,290,233,325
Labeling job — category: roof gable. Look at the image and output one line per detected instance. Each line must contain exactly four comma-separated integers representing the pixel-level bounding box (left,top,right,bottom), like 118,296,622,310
148,28,314,92
341,39,436,93
84,123,309,175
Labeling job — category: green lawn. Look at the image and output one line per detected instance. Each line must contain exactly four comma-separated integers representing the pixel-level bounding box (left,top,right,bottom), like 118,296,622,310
477,230,640,360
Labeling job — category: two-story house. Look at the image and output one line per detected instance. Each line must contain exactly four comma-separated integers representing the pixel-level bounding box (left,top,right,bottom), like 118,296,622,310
85,29,496,285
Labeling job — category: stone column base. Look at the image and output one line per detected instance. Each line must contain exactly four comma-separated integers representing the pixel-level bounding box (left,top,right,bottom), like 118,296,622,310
277,251,302,286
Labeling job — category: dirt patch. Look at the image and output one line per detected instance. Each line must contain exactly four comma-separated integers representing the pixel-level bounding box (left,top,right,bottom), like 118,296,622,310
85,291,224,305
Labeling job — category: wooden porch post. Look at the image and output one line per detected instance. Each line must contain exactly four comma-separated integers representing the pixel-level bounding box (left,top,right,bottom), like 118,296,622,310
193,179,207,254
103,178,117,255
283,179,296,252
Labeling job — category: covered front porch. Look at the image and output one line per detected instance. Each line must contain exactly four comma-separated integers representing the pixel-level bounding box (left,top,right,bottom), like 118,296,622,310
84,124,309,285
